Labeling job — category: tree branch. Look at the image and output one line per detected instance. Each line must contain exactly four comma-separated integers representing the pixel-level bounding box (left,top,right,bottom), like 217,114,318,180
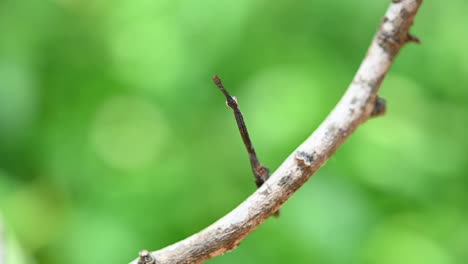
130,0,423,263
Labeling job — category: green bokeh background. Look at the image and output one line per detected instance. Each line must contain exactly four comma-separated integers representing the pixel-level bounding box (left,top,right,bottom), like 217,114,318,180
0,0,467,263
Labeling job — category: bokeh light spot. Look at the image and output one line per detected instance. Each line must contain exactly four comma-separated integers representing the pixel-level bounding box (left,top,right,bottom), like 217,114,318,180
106,1,186,95
0,62,37,138
90,96,168,171
362,218,455,264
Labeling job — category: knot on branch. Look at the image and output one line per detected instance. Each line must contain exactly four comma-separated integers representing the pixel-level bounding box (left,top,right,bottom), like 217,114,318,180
213,75,238,108
138,250,157,264
371,96,387,117
406,33,421,44
254,165,270,188
378,1,422,55
295,151,315,168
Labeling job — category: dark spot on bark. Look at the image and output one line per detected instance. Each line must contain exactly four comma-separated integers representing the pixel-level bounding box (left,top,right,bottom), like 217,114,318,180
377,32,400,56
326,123,338,137
353,75,366,86
369,74,386,91
227,240,241,252
351,96,358,105
278,174,291,187
260,188,270,196
400,8,410,19
295,151,314,167
338,128,349,138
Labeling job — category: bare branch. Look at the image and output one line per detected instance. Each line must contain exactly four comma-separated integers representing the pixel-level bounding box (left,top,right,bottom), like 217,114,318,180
130,0,423,263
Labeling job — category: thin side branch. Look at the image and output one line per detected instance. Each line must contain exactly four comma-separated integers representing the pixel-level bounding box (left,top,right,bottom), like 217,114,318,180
212,75,270,188
130,0,423,263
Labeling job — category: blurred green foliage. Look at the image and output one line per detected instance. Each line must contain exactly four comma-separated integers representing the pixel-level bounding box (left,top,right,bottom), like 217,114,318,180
1,0,467,263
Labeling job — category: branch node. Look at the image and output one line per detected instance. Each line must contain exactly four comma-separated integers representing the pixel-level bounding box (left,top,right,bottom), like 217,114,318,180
254,165,270,188
295,151,314,167
371,96,387,117
138,250,157,264
406,33,421,44
225,96,238,108
213,75,238,108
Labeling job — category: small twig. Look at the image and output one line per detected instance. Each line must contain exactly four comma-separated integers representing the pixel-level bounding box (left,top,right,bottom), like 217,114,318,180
212,75,270,188
406,33,421,44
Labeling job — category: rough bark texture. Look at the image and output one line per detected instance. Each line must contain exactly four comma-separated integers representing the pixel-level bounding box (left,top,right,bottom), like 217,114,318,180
130,0,423,263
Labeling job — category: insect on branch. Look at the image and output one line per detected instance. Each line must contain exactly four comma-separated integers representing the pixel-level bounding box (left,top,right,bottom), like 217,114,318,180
212,75,271,189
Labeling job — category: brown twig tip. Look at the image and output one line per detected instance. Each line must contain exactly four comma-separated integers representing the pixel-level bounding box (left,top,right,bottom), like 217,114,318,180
407,33,421,44
212,75,223,89
138,250,156,264
371,96,387,117
212,75,238,108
